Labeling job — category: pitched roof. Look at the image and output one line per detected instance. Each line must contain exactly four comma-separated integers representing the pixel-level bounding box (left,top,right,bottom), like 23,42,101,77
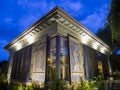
5,6,112,54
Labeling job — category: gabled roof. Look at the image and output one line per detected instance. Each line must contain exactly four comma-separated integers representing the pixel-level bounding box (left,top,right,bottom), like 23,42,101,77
5,6,60,49
5,6,112,54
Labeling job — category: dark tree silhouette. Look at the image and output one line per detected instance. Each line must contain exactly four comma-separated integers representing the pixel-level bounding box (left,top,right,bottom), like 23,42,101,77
108,0,120,47
0,60,8,75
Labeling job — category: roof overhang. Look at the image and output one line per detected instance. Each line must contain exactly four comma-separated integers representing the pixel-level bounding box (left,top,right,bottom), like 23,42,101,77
4,6,112,54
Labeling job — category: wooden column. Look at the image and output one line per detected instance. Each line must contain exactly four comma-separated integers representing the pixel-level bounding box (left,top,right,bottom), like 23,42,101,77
56,35,61,79
7,51,14,84
30,45,35,81
107,54,112,77
83,45,90,80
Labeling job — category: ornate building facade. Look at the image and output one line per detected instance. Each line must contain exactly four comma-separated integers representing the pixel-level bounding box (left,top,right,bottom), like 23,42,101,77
5,7,112,85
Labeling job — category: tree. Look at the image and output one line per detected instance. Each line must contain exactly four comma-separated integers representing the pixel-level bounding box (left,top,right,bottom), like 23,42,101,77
96,24,112,48
108,0,120,47
0,60,8,75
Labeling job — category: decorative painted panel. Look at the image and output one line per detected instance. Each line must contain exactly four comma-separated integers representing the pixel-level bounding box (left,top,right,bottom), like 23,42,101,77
69,36,83,82
71,74,82,82
33,73,45,83
33,39,46,83
69,37,82,72
34,41,46,72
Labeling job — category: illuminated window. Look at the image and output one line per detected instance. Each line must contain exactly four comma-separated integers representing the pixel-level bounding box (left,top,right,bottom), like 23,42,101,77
60,37,69,80
47,37,57,81
46,36,69,81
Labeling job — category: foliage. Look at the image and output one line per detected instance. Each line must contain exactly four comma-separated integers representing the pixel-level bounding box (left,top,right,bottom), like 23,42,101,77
24,86,34,90
8,82,34,90
108,0,120,46
45,79,66,90
76,77,104,90
96,24,112,48
53,79,65,90
95,76,105,90
77,80,90,90
0,74,8,90
9,82,23,90
0,60,8,75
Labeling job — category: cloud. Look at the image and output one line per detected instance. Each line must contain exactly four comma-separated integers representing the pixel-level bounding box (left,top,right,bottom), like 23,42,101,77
17,0,56,13
15,0,83,32
0,40,8,46
81,13,104,33
18,15,38,32
65,1,82,11
59,1,83,16
80,4,109,33
17,0,83,16
4,18,13,24
16,0,57,31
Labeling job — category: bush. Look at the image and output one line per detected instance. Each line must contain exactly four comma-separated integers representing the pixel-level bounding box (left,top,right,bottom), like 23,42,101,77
9,82,23,90
0,74,8,90
76,77,105,90
77,80,90,90
45,79,65,90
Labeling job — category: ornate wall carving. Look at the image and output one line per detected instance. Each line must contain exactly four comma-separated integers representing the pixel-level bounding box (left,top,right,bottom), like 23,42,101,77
33,39,46,83
69,37,83,82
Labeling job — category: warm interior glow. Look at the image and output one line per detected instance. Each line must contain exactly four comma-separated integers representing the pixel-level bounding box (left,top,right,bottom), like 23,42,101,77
48,58,51,63
81,34,91,44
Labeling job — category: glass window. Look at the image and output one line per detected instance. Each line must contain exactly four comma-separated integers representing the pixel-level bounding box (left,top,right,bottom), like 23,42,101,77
47,37,57,81
47,36,69,81
60,37,69,80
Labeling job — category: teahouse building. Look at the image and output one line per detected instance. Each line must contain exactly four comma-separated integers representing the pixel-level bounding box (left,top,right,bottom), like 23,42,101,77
5,7,112,85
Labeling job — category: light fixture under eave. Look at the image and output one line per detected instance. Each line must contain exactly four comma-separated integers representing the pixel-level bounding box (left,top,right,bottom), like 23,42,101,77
100,47,106,54
81,34,91,44
14,42,22,51
93,42,99,50
25,34,35,44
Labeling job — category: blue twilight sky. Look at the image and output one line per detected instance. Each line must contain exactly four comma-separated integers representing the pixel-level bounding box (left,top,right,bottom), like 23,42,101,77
0,0,111,61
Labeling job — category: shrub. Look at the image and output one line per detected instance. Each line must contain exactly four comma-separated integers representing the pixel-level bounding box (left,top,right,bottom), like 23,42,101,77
0,74,8,90
77,80,90,90
76,77,105,90
9,82,23,90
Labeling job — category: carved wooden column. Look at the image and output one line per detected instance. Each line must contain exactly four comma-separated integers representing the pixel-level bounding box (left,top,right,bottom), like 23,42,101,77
107,54,112,77
30,45,35,81
56,35,61,79
80,43,85,79
26,46,32,82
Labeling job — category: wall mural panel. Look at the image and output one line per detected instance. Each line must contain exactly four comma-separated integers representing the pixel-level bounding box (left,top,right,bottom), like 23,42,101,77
33,39,46,83
69,37,81,72
69,37,82,82
71,74,82,82
33,73,45,83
